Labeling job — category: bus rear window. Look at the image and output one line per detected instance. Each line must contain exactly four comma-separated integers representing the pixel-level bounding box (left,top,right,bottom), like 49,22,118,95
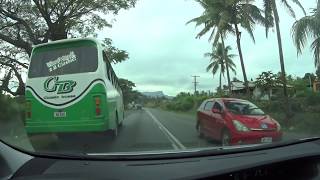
28,45,98,78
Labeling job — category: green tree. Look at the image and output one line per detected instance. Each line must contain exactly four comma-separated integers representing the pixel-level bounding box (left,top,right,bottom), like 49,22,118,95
255,71,278,100
118,78,144,108
0,0,136,96
186,0,233,92
103,38,129,64
187,0,265,93
205,43,236,91
262,0,305,121
292,0,320,68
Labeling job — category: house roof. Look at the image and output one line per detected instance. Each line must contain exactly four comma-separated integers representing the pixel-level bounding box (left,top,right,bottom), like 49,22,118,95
231,81,255,91
228,81,294,91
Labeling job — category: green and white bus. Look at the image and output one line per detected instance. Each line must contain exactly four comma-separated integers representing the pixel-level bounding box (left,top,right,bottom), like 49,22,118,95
25,38,124,138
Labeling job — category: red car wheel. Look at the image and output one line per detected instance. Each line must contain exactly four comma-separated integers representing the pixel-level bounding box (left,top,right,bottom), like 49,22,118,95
221,129,231,146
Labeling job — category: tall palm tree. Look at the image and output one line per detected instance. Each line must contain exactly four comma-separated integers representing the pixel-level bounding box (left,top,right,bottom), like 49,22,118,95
262,0,305,122
187,0,265,93
292,0,320,67
205,43,237,91
187,0,234,92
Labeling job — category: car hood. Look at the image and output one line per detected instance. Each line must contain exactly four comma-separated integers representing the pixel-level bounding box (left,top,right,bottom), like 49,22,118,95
231,114,277,130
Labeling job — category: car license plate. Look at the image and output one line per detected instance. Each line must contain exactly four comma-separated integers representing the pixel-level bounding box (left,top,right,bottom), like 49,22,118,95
261,137,272,143
54,111,66,118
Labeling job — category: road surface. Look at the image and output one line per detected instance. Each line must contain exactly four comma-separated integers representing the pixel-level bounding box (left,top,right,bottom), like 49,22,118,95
0,108,313,154
34,108,213,154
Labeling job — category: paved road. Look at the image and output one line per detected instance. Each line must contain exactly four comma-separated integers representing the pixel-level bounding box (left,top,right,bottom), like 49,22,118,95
38,108,213,154
0,108,314,155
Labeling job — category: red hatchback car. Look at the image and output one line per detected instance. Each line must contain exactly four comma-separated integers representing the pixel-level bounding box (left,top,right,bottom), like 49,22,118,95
197,98,282,146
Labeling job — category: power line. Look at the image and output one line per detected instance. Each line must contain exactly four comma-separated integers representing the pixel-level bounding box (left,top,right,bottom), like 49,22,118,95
192,75,199,94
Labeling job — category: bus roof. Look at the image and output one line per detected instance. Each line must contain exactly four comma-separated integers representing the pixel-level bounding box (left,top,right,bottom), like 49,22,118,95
32,37,101,49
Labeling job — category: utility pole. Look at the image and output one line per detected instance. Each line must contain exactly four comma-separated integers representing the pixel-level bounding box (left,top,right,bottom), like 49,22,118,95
192,75,199,95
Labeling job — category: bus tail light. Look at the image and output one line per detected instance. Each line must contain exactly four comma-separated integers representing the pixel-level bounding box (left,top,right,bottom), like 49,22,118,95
94,97,101,116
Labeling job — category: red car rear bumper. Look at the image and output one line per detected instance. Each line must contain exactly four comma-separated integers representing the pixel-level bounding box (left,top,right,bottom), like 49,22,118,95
230,130,282,145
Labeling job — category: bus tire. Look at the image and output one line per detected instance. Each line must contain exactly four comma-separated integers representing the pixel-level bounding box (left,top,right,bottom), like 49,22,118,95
118,112,124,128
119,120,123,128
111,113,119,138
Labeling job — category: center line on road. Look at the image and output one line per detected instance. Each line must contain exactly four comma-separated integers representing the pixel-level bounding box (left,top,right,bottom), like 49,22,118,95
144,109,186,150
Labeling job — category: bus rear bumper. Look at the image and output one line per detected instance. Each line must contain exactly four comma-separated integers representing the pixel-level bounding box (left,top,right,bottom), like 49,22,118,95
25,120,109,134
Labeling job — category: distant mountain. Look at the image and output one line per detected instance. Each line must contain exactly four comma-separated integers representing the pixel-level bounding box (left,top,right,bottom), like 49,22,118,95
141,91,165,97
141,91,173,99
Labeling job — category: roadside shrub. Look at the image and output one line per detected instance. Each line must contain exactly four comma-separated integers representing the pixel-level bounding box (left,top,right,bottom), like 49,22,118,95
181,96,194,110
0,94,22,122
290,99,304,112
305,92,320,106
295,90,309,98
253,100,283,113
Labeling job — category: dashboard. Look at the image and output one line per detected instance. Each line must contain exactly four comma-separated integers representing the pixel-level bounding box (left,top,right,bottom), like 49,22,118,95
1,139,320,180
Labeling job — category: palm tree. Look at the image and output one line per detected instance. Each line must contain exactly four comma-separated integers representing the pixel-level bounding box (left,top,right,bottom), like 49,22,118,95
205,43,237,91
262,0,305,122
292,0,320,67
187,0,234,92
187,0,265,93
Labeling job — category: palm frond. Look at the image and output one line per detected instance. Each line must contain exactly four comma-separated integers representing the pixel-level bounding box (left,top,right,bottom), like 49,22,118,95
241,18,256,43
292,16,315,54
241,3,265,25
196,22,214,39
311,36,320,67
263,0,274,37
208,27,216,41
206,61,215,72
210,63,220,77
204,52,213,58
186,14,208,26
228,54,237,58
280,0,296,18
290,0,306,15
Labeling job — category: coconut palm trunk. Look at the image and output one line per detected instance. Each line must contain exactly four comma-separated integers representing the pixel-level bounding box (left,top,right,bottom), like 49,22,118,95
220,33,232,94
219,71,222,91
271,0,290,123
234,23,249,94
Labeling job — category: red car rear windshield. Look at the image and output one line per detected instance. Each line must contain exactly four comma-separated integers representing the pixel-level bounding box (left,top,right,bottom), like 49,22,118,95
224,101,265,116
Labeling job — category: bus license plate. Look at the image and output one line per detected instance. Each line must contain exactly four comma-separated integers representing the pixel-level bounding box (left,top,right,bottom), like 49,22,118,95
261,137,272,143
54,112,66,118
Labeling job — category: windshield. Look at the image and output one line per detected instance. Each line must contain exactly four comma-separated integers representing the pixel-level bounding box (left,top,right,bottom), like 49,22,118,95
1,0,320,158
225,101,265,116
28,43,98,78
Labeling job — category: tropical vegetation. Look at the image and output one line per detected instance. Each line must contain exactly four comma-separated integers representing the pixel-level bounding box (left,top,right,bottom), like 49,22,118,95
187,0,265,93
292,0,320,67
205,43,236,91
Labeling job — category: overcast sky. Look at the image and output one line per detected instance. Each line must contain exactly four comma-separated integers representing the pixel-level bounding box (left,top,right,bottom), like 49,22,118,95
98,0,316,96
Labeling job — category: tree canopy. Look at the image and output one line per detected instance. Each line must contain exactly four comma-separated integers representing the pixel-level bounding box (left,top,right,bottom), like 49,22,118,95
0,0,137,96
118,78,143,107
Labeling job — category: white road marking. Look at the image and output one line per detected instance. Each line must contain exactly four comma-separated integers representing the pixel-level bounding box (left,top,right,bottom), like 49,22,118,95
145,109,186,150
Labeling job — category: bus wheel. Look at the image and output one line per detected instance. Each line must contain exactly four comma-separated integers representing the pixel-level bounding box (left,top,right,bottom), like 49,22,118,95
111,127,118,138
118,112,124,128
118,121,123,128
111,113,119,138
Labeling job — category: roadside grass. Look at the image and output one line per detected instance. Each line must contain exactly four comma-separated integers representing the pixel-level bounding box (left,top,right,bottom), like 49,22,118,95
268,112,320,136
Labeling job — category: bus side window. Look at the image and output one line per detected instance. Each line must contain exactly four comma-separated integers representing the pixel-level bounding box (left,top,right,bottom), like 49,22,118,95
103,52,112,81
111,72,115,85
